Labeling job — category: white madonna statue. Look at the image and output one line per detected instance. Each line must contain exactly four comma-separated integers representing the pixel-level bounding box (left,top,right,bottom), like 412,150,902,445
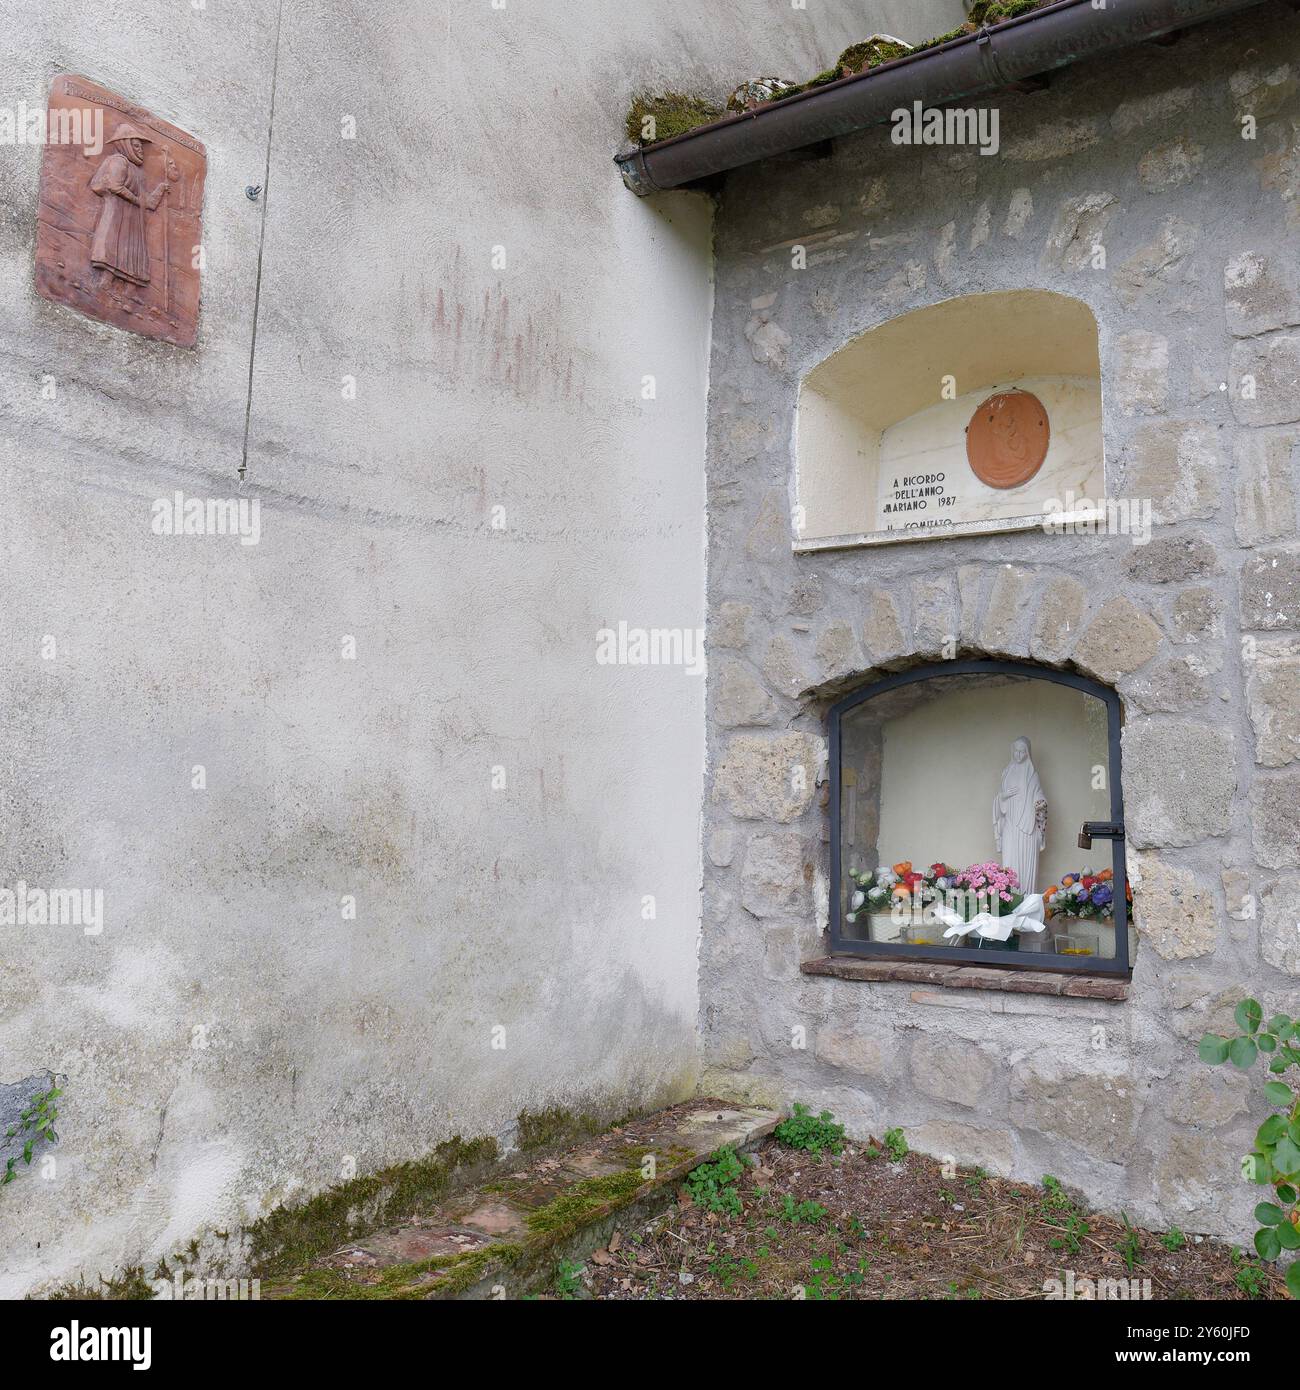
993,736,1047,895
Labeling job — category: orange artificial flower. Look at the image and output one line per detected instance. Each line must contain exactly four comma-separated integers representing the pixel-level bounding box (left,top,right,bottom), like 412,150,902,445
892,883,911,898
892,861,912,878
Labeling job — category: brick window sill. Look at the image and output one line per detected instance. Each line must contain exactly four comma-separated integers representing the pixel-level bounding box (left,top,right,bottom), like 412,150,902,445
800,956,1130,1001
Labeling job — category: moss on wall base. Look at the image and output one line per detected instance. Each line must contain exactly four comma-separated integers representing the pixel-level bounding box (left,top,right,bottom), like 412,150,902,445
247,1134,500,1278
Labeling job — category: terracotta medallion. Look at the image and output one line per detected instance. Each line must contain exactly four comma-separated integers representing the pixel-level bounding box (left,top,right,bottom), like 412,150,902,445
35,75,206,348
965,390,1050,490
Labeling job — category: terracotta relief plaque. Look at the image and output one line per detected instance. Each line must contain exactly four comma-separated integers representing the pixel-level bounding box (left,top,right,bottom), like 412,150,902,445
35,76,206,348
965,390,1050,490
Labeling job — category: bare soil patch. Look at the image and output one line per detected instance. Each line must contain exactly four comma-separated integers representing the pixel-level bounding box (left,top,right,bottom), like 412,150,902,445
582,1138,1288,1302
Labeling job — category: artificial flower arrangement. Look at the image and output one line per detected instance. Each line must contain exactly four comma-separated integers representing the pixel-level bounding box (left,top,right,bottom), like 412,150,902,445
845,859,1023,924
844,860,958,923
948,861,1024,921
1042,868,1128,921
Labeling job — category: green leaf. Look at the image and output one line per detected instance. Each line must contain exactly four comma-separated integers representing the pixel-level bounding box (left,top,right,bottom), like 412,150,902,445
1245,1149,1275,1184
1255,1227,1282,1261
1273,1137,1300,1180
1256,1202,1286,1225
1269,1014,1290,1036
1258,1033,1278,1053
1288,1262,1300,1299
1198,1035,1231,1065
1277,1184,1297,1204
1237,999,1264,1034
1259,1115,1288,1146
1230,1036,1259,1070
1276,1221,1300,1251
1264,1081,1295,1106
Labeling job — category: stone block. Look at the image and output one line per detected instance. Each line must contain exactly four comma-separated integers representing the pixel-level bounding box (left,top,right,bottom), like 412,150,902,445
712,601,752,650
1246,637,1300,767
978,565,1033,656
1125,534,1219,584
1120,422,1220,523
1112,331,1169,416
714,661,778,727
862,588,907,665
713,733,821,822
1260,875,1300,974
1123,722,1234,847
1138,139,1203,189
1121,653,1211,713
1011,1065,1139,1159
958,565,985,644
815,621,863,684
1114,216,1198,306
1040,192,1115,272
911,1035,997,1109
1241,545,1300,630
814,1024,887,1077
1171,586,1223,641
910,576,956,657
762,634,814,699
1234,432,1298,546
1251,774,1300,868
1224,252,1300,337
1230,335,1300,427
745,491,791,559
1075,596,1163,681
740,831,813,918
907,1121,1016,1176
1162,1069,1248,1128
1129,850,1217,959
1030,575,1086,663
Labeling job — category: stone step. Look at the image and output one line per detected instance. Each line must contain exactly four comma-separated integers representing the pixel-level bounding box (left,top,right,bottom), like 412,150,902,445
266,1098,780,1300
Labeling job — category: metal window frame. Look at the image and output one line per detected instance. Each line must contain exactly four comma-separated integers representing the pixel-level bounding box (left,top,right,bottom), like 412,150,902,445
828,659,1130,977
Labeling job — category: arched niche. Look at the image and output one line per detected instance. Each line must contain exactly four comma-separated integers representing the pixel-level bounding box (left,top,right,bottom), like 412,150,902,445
830,660,1131,977
795,290,1104,549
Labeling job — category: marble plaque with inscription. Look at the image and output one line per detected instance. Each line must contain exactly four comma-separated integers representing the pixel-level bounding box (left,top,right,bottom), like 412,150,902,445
35,76,206,348
872,377,1103,539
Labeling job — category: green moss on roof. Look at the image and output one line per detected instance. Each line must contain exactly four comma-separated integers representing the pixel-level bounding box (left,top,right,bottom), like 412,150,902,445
836,37,913,77
625,90,723,144
912,25,978,55
624,0,1059,147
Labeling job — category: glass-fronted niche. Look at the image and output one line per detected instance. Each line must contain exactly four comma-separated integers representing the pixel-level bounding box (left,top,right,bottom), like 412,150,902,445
830,661,1132,975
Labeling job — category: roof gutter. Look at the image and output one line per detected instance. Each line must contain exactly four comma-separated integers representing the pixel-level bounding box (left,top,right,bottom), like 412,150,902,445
615,0,1276,194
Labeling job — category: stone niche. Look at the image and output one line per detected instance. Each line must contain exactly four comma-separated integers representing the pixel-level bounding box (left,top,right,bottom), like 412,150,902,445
795,289,1104,548
838,667,1133,966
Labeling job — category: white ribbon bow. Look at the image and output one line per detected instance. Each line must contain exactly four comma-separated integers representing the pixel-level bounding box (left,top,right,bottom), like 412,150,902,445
936,892,1046,943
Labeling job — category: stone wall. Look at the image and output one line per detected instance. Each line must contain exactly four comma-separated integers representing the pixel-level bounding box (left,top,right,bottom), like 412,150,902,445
701,4,1300,1239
